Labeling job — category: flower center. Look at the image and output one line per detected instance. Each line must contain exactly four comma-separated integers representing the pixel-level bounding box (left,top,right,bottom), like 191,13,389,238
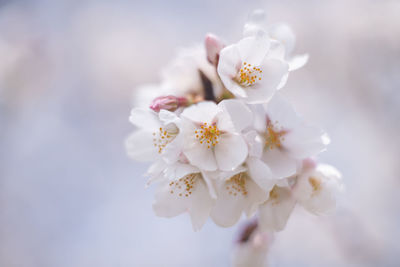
153,126,178,154
169,173,197,197
195,122,220,149
236,62,262,87
269,186,280,205
308,177,322,195
225,172,248,196
264,121,286,150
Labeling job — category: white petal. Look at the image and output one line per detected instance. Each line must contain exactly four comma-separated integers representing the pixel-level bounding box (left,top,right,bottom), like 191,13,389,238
226,81,248,98
246,157,275,192
218,45,247,98
243,131,263,158
164,162,199,181
294,164,343,215
125,130,158,162
153,174,214,231
161,133,183,164
153,182,189,218
184,142,217,171
283,125,329,158
269,23,296,56
201,171,219,199
218,44,241,78
237,35,270,66
129,108,160,129
218,99,253,132
317,164,342,180
210,174,267,227
244,59,288,104
159,109,180,125
182,121,217,171
265,93,302,130
248,104,268,132
295,175,336,216
277,71,289,90
210,192,244,227
188,177,215,231
243,9,267,37
245,177,270,217
304,189,336,215
181,101,219,124
218,166,247,181
268,40,286,61
145,160,168,186
289,54,309,71
261,148,297,179
258,186,296,232
215,133,248,171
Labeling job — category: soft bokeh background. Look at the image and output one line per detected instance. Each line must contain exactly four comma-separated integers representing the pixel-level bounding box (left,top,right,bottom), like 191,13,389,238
1,0,399,266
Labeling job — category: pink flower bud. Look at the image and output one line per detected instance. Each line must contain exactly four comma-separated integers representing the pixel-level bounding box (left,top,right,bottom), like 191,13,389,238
302,158,317,171
149,95,188,112
205,33,224,66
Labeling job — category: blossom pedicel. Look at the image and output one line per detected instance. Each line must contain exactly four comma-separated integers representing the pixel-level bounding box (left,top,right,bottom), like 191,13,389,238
126,10,342,232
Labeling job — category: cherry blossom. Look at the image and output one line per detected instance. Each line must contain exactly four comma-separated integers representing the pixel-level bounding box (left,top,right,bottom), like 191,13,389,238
258,184,297,232
249,94,329,180
125,108,182,163
243,9,309,71
180,100,251,171
152,161,217,231
125,9,342,235
217,34,289,103
293,163,343,215
210,166,268,227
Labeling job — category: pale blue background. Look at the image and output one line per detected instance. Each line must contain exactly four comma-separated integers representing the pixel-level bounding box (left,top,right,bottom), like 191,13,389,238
0,0,399,266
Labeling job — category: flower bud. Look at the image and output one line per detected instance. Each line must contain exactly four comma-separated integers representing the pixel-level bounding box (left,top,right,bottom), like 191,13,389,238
302,158,317,171
149,95,188,112
205,33,224,66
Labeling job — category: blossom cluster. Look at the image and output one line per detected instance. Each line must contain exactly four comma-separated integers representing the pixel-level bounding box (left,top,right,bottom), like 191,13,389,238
126,10,342,231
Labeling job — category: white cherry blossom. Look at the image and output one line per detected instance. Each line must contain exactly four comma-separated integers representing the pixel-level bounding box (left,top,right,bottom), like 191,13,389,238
243,10,309,72
217,34,289,103
125,108,182,163
161,45,224,100
152,161,217,231
293,163,343,215
269,23,309,71
125,9,342,234
132,44,224,108
258,184,296,232
250,94,329,180
210,166,268,227
180,99,251,171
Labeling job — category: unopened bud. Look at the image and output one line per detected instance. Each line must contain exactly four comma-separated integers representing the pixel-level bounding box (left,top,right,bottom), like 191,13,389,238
149,95,188,112
302,158,317,171
205,33,224,66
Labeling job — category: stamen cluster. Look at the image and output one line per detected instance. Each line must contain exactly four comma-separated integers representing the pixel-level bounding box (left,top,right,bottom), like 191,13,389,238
195,122,220,148
237,62,262,86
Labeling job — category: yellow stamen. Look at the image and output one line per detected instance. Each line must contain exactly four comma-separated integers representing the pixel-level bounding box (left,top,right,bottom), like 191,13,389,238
195,122,220,149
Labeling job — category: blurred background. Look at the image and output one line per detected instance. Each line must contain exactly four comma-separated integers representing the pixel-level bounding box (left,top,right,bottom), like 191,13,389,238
0,0,399,266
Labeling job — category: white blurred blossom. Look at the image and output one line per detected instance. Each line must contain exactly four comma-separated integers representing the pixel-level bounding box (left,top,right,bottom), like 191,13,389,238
293,163,343,215
244,9,309,71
